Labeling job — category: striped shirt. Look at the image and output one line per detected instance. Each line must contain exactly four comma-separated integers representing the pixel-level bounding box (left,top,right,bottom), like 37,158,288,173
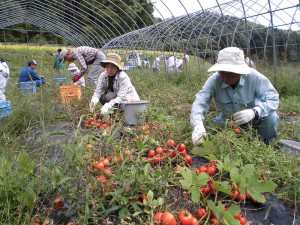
72,46,99,76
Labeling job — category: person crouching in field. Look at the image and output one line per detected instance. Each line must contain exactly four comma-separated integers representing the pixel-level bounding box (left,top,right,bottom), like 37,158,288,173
190,47,279,145
18,60,46,87
67,63,85,87
89,53,140,115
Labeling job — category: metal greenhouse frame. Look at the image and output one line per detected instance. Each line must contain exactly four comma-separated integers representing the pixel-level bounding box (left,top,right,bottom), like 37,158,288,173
0,0,300,86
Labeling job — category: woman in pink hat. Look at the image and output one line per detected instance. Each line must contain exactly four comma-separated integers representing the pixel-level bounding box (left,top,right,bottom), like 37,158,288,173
67,63,85,87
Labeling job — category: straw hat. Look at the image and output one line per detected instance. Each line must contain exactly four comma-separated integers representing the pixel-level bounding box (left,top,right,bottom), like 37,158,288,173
67,63,78,71
207,47,250,75
100,53,122,70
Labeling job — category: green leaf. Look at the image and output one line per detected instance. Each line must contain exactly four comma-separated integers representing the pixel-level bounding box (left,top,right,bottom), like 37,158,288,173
19,152,35,175
189,185,201,202
119,207,129,219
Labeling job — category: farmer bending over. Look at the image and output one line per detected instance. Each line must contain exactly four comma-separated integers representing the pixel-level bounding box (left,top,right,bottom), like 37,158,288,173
60,46,106,87
190,47,279,145
89,53,140,115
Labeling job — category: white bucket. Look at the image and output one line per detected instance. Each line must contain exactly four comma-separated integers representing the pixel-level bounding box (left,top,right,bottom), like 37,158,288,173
121,100,148,125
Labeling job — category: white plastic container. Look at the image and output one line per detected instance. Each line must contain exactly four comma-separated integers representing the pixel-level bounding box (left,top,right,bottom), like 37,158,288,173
121,100,148,125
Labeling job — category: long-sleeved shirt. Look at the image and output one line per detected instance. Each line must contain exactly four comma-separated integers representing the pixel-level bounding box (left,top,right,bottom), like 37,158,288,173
190,68,279,127
71,46,100,76
92,71,140,105
19,66,43,82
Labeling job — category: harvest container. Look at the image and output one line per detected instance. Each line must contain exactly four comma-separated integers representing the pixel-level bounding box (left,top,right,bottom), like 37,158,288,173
0,101,12,119
121,100,148,125
18,81,37,94
59,85,82,104
53,77,67,83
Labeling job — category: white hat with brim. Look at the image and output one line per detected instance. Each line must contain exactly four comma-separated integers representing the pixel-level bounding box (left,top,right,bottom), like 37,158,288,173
67,63,78,70
100,53,122,70
207,47,250,75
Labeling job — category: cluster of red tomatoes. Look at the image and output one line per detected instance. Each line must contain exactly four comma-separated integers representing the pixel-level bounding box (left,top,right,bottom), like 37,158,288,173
83,114,112,130
141,140,193,167
153,208,247,225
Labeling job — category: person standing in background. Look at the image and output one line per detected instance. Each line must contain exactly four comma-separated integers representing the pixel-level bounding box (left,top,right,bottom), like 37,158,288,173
48,49,63,76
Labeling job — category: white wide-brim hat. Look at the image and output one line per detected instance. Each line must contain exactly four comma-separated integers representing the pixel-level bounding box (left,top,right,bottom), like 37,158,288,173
67,63,78,70
208,47,250,75
100,53,122,70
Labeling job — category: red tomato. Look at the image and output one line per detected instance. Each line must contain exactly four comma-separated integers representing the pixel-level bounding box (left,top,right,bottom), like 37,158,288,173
156,147,164,155
148,149,156,157
206,166,216,176
161,212,177,225
166,139,175,148
210,217,220,225
177,143,186,152
235,128,241,134
198,165,207,173
102,158,109,167
184,154,193,165
291,112,297,116
236,194,244,202
239,216,247,225
141,193,148,201
154,212,163,225
178,210,193,225
228,190,239,199
93,161,104,171
87,117,94,123
196,208,207,219
190,217,199,225
96,174,109,183
234,214,242,220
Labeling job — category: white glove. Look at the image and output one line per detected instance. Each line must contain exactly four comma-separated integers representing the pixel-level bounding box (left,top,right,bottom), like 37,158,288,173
101,102,114,115
192,121,207,146
233,109,255,125
89,97,99,113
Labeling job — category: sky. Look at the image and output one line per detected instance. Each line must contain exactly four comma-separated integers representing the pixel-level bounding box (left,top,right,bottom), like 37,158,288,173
151,0,299,31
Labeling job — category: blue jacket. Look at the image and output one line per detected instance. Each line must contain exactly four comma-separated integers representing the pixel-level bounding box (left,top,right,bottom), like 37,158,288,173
18,66,46,87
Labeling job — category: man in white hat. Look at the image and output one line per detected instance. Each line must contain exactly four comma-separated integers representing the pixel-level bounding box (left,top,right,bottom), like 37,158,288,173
190,47,279,145
60,46,106,87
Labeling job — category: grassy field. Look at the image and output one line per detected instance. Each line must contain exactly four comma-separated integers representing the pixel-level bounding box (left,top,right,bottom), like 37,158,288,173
0,45,300,225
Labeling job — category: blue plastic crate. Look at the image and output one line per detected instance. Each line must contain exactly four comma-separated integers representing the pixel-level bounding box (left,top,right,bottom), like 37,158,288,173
53,77,67,83
0,101,12,119
18,82,37,94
